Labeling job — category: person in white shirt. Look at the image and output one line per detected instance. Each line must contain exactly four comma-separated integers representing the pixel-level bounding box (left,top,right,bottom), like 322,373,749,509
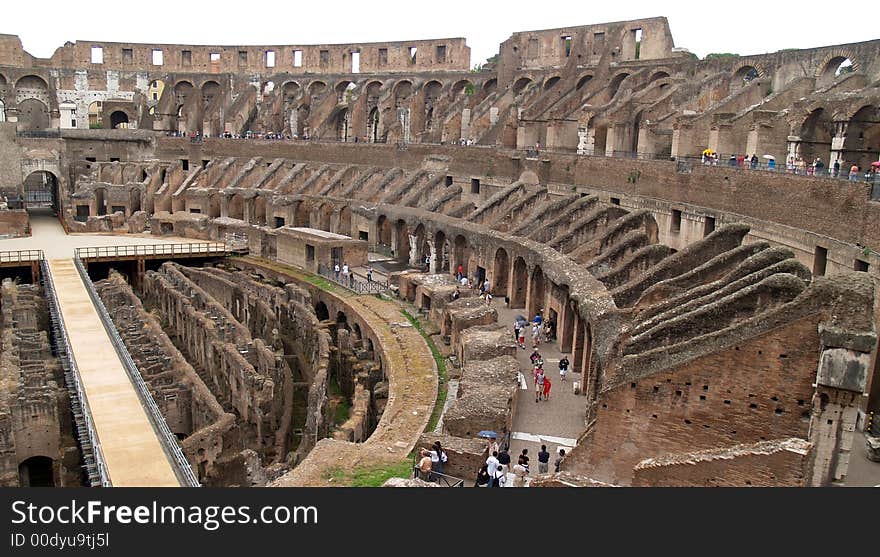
486,451,500,488
334,263,340,281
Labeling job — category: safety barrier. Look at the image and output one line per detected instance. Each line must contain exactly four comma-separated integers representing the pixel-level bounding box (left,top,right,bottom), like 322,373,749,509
73,256,200,487
75,242,227,260
0,249,43,264
317,263,390,295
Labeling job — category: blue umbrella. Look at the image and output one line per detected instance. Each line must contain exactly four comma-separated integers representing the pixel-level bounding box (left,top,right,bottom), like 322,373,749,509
477,430,497,439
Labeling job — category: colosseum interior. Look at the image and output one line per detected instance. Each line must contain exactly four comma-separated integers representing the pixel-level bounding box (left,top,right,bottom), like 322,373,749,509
0,16,879,487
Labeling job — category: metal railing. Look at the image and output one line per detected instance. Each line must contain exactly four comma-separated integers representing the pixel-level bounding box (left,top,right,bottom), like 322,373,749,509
73,256,200,487
41,258,110,487
75,242,227,260
0,249,43,264
410,466,465,487
317,263,390,295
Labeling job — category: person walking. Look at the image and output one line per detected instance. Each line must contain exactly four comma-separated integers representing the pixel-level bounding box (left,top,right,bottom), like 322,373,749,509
543,376,552,401
342,262,350,284
554,449,566,473
559,355,570,382
366,266,373,283
833,159,841,178
497,448,511,479
535,368,545,403
485,291,493,306
474,464,490,487
334,262,340,281
537,445,550,474
850,164,860,181
512,462,529,487
486,451,500,488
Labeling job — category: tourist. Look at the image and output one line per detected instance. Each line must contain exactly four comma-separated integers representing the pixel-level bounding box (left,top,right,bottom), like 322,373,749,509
543,376,552,400
512,461,529,487
497,447,511,476
482,278,490,293
514,318,522,344
453,287,460,301
531,322,541,347
341,262,350,284
486,451,500,488
517,327,526,350
334,262,340,281
474,464,490,487
417,449,433,481
814,157,825,176
535,367,545,402
366,266,373,283
424,254,430,272
456,264,464,281
537,445,550,474
850,164,860,181
559,355,570,381
491,462,506,487
485,291,493,306
554,448,566,473
750,154,758,170
519,449,530,469
459,275,469,287
530,348,542,366
430,441,448,480
832,159,841,178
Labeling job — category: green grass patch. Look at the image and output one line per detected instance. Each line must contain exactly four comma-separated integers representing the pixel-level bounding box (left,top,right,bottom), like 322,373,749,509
322,460,413,487
399,308,448,433
328,377,351,426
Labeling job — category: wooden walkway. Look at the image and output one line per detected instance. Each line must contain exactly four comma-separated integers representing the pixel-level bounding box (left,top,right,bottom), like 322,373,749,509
47,259,181,487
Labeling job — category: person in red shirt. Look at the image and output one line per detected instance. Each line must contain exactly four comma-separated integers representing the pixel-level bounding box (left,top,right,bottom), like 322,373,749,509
543,377,552,400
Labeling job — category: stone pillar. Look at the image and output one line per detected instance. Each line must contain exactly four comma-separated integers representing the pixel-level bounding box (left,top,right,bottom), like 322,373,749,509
829,121,848,171
220,195,229,218
243,198,253,224
408,233,419,267
577,127,590,155
428,241,438,274
460,108,471,142
786,136,801,166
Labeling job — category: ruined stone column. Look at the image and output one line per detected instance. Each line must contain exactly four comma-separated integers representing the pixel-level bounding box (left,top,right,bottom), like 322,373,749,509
220,195,229,218
243,198,253,224
408,234,419,267
786,136,801,166
829,121,849,172
428,240,438,274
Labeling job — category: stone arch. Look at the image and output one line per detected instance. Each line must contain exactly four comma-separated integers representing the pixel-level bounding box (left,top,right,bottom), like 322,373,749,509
18,98,49,130
732,63,763,83
377,215,392,247
109,110,129,129
434,229,449,272
842,104,880,172
228,194,245,220
282,80,302,100
393,80,413,108
511,256,528,309
413,223,427,264
18,455,54,487
129,186,141,213
493,247,510,298
315,301,329,321
543,75,561,90
318,202,333,231
336,311,349,331
451,79,473,98
201,80,221,106
253,195,267,226
332,106,351,141
606,72,630,102
528,264,546,319
308,81,327,97
513,76,534,94
294,200,311,227
482,78,497,94
352,322,362,341
453,234,470,277
395,219,410,262
815,51,860,87
15,74,49,95
649,70,671,83
337,205,352,236
23,170,60,212
576,74,594,91
798,107,834,163
368,106,381,143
